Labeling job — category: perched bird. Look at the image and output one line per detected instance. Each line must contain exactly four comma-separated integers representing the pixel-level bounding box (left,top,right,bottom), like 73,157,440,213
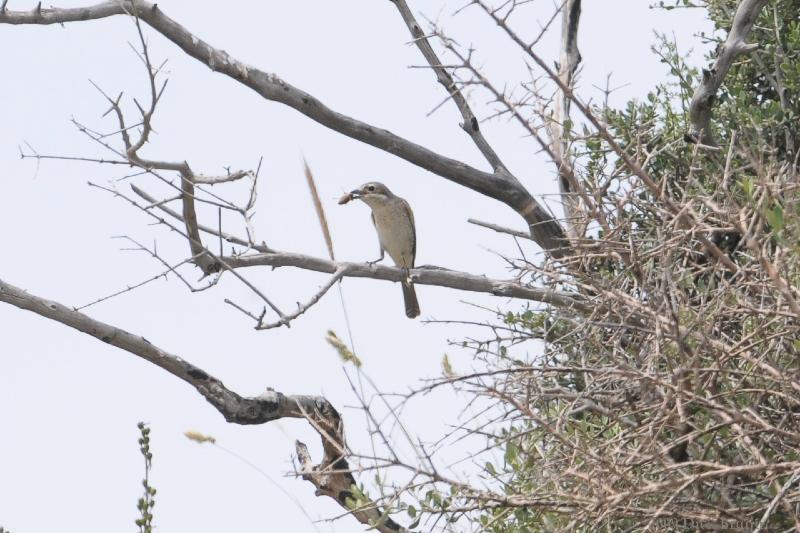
340,182,420,318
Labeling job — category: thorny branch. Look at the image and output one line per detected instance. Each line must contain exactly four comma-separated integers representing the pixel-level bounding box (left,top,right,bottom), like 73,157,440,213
390,0,508,176
124,184,586,314
470,0,739,273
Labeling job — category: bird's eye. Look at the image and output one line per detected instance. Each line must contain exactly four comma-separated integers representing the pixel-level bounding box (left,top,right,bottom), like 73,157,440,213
367,185,376,192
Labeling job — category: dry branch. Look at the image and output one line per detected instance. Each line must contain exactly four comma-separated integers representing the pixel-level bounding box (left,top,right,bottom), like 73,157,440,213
0,0,567,257
224,251,589,312
129,183,586,312
549,0,583,241
686,0,768,145
390,0,507,175
0,277,407,533
474,0,739,272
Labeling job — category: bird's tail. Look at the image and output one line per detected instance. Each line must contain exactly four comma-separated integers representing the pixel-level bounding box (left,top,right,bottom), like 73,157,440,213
402,281,420,319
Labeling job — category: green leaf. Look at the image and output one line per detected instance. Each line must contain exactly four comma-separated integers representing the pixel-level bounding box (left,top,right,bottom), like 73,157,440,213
740,177,754,202
505,441,518,466
765,204,784,232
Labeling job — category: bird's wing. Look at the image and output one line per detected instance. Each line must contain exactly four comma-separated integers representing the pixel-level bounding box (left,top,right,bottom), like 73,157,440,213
399,198,416,267
370,211,385,252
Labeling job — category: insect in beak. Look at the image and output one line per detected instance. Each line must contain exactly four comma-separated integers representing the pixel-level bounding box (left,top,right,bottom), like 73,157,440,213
338,190,362,205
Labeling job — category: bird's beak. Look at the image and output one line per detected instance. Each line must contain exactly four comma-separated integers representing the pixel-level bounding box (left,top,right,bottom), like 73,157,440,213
349,189,362,199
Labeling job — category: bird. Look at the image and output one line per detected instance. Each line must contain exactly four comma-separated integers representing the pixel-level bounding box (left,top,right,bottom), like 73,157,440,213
340,181,420,318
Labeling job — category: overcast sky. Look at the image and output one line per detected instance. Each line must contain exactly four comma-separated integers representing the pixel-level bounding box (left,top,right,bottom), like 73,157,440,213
1,2,711,532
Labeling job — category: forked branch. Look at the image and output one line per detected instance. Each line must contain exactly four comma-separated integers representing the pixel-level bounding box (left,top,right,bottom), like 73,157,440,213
0,277,407,533
127,185,587,313
390,0,507,175
0,0,567,257
686,0,768,145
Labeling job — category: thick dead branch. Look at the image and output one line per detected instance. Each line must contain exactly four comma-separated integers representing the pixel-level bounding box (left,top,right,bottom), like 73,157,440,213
686,0,768,145
85,18,235,276
0,277,407,533
0,0,567,257
549,0,583,241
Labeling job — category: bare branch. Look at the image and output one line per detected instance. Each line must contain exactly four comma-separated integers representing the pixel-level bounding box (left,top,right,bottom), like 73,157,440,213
74,236,200,311
0,0,568,257
128,183,584,312
390,0,508,175
131,184,272,253
194,169,252,185
548,0,584,241
0,276,407,533
467,218,532,240
224,251,588,312
686,0,768,145
258,267,349,330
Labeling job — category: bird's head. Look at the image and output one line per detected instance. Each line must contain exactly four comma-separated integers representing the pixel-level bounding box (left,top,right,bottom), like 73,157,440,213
349,181,395,208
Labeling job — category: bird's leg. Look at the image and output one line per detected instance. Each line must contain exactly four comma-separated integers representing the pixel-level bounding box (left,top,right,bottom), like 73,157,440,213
367,247,385,266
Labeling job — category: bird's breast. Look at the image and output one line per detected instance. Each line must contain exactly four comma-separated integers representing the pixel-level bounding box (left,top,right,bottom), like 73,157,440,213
372,203,415,268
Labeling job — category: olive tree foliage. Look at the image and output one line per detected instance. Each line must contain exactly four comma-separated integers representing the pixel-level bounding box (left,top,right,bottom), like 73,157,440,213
1,0,799,531
462,1,800,531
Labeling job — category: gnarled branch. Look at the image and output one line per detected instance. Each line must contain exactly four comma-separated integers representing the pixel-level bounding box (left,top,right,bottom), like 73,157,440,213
685,0,768,145
0,277,407,533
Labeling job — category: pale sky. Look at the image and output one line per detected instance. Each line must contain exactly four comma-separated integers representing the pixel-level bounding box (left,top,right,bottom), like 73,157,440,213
0,2,711,531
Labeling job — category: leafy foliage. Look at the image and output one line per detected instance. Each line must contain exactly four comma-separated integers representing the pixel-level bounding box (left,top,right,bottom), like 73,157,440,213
384,1,800,530
464,2,800,530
